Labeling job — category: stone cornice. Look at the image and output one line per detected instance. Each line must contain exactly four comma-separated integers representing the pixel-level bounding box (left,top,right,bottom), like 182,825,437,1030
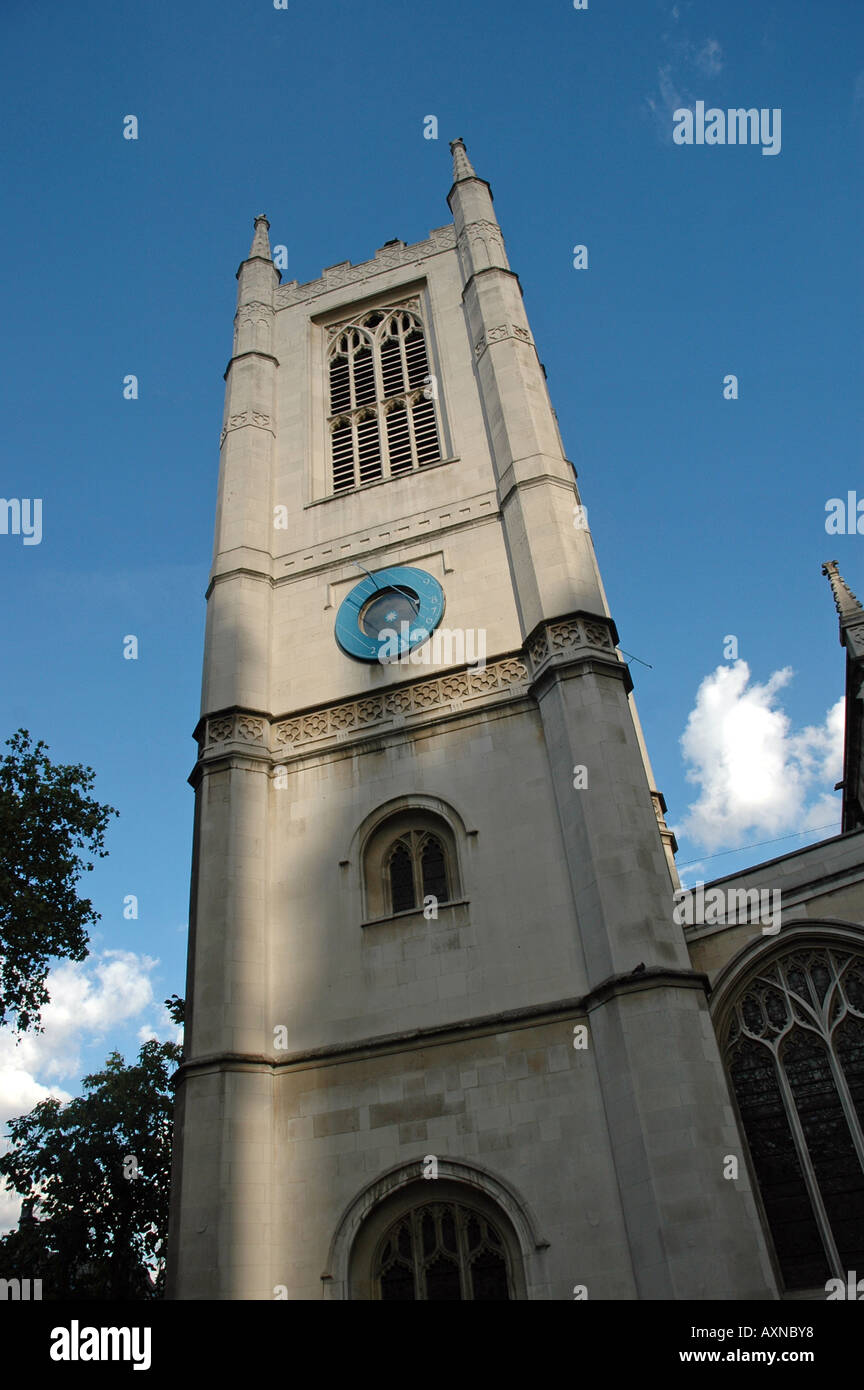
174,968,711,1086
195,655,531,763
223,349,279,380
175,993,587,1084
192,614,632,765
584,966,711,1011
460,265,524,303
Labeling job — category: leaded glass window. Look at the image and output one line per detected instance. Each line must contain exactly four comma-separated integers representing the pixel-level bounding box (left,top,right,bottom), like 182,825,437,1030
375,1202,511,1301
384,831,450,916
722,947,864,1289
387,840,415,914
327,306,442,493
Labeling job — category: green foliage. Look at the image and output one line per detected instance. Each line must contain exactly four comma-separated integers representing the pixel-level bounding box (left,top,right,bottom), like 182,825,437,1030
0,1009,182,1300
0,729,118,1032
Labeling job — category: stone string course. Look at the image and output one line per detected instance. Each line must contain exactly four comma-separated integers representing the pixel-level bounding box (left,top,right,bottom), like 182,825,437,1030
202,617,617,757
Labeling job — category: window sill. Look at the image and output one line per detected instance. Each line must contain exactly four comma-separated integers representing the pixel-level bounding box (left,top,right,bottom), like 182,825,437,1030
361,897,470,929
305,456,459,508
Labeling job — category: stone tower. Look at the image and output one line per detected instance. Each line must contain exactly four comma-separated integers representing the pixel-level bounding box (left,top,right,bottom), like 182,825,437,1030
167,141,777,1300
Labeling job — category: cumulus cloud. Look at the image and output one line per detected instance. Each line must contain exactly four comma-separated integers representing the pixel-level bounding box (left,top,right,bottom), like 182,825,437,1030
137,996,183,1047
676,661,843,853
0,950,158,1233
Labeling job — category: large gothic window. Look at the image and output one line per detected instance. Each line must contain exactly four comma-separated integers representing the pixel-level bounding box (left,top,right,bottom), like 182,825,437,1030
722,947,864,1290
374,1202,512,1301
328,306,442,494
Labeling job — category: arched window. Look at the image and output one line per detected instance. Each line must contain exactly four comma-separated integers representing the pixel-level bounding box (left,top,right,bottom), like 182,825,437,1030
374,1201,512,1301
361,807,462,922
327,307,442,494
387,839,416,913
383,830,450,917
721,946,864,1290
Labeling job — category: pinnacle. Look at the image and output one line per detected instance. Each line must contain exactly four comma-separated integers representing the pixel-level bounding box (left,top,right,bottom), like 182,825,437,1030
449,137,477,183
249,213,272,261
822,560,863,624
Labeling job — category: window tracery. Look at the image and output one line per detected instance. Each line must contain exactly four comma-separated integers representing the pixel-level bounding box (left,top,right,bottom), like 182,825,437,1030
722,946,864,1289
374,1201,511,1301
328,307,442,493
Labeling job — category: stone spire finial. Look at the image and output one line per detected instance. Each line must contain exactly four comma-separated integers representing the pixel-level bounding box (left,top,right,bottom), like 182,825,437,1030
822,560,863,625
249,214,272,261
449,138,477,183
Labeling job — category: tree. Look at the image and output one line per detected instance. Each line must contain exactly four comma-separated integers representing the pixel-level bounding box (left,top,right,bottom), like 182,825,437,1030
0,729,117,1031
0,1005,182,1299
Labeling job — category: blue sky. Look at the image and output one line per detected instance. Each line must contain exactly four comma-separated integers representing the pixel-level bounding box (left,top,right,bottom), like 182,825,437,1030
0,0,862,1225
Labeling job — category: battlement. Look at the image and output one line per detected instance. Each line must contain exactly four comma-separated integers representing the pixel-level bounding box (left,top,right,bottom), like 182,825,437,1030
274,224,456,308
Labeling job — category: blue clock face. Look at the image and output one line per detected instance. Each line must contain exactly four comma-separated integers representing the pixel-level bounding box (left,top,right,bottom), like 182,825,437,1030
335,566,445,662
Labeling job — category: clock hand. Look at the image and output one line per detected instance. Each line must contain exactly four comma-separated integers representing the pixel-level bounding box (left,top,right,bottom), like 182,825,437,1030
350,561,420,612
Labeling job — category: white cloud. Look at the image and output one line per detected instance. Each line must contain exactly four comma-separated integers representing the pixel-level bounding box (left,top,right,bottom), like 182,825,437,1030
137,997,183,1047
645,24,724,137
695,38,724,76
0,949,158,1233
676,661,843,853
646,63,687,138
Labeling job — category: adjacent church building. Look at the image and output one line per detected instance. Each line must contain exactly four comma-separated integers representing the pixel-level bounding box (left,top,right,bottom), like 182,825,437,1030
166,142,864,1300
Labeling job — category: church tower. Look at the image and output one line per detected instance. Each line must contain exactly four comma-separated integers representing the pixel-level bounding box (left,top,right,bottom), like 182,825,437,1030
167,142,777,1300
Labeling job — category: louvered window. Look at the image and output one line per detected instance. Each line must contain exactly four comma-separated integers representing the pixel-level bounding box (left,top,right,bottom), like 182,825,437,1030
327,306,443,494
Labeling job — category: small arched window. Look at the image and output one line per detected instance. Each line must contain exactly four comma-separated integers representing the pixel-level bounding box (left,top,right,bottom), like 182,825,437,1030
374,1201,512,1301
362,808,462,922
384,831,450,916
327,306,442,494
721,946,864,1291
387,839,416,913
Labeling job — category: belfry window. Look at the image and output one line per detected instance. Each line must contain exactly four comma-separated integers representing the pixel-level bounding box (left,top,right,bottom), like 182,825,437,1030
328,307,442,493
722,947,864,1290
374,1202,512,1301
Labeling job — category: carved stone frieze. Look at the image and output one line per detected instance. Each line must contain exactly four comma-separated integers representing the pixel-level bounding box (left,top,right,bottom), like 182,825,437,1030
474,323,532,360
271,656,529,752
527,617,616,675
234,301,273,320
206,714,267,747
219,410,273,446
203,629,617,762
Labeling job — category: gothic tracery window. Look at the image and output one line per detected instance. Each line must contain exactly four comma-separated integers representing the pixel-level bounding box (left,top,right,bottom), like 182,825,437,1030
328,306,442,493
362,807,462,923
385,831,450,915
722,947,864,1290
374,1202,512,1301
